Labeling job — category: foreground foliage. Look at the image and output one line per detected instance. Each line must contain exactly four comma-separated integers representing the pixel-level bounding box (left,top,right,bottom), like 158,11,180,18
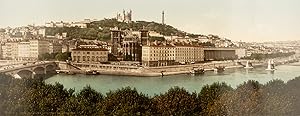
0,74,300,115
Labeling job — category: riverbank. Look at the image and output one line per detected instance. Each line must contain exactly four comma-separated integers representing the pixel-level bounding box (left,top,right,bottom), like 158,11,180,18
46,60,300,96
57,57,299,77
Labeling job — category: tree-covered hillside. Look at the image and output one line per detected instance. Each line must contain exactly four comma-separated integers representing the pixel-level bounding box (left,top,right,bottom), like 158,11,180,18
45,19,192,41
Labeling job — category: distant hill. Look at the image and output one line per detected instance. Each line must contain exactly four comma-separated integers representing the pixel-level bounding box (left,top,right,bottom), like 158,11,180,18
89,19,187,36
45,19,200,41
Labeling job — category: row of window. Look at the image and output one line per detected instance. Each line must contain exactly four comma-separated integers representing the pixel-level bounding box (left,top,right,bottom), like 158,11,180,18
73,51,107,55
150,47,174,50
73,56,107,62
150,54,175,57
142,56,204,61
150,50,175,53
144,58,175,61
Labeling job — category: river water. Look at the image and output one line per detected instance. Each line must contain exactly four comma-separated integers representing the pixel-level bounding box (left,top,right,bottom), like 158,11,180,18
45,62,300,96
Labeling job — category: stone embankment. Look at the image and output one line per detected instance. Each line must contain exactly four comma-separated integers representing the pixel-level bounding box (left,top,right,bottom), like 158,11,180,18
57,57,298,77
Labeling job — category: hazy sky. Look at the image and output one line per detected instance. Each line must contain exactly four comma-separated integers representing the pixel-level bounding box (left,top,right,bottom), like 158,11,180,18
1,0,300,42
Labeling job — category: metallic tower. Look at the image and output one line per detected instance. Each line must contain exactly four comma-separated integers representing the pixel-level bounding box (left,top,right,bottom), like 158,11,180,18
162,11,165,25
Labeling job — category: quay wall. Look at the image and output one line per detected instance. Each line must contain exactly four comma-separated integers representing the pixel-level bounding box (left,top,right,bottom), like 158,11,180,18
57,57,298,77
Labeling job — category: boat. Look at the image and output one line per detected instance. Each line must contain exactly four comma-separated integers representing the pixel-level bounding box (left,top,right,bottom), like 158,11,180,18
190,67,205,75
244,61,254,69
86,70,100,75
214,66,225,73
266,59,276,71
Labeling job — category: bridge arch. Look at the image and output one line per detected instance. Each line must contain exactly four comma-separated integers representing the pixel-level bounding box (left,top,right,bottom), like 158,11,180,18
33,66,45,75
17,70,33,79
46,64,56,74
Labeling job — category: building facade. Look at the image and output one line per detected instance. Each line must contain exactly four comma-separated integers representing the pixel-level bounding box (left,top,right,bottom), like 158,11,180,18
142,44,175,67
48,43,62,54
1,42,18,60
142,44,239,67
18,42,31,60
1,39,61,60
235,48,246,59
111,29,149,61
71,47,109,63
174,44,204,64
30,40,49,60
203,47,237,61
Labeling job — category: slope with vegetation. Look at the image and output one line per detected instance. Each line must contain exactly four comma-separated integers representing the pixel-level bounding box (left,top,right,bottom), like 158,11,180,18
45,19,197,41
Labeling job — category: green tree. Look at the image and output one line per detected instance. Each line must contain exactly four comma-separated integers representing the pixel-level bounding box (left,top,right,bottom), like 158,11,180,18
219,80,263,115
73,86,103,115
101,87,153,115
55,52,71,61
152,87,199,115
198,82,232,115
258,80,293,115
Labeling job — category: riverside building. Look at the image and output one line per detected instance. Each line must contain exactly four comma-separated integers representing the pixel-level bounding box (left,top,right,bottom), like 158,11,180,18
142,42,205,67
1,39,62,60
71,47,109,63
142,42,239,67
174,43,204,64
142,43,175,67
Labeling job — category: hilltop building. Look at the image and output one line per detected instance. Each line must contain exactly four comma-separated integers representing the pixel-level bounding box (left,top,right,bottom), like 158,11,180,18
116,10,132,23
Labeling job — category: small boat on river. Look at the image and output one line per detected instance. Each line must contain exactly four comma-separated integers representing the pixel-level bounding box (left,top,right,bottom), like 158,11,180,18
190,67,205,75
214,66,225,73
86,70,100,75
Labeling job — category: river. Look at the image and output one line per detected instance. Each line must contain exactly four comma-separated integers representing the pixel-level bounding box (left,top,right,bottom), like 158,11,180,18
45,62,300,96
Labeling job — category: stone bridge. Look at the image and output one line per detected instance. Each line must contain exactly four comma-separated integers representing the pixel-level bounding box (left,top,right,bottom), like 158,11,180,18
0,61,59,79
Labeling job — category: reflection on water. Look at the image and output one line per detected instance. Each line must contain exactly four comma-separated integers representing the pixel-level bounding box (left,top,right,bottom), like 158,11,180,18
45,62,300,96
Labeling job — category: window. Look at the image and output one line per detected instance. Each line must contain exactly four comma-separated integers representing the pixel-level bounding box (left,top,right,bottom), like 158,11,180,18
83,56,86,61
87,56,90,61
92,56,95,61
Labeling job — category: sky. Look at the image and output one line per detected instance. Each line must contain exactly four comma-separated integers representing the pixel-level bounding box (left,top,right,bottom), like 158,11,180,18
0,0,300,42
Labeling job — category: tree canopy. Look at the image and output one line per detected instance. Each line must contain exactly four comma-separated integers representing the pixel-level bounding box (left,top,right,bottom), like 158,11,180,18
1,74,300,115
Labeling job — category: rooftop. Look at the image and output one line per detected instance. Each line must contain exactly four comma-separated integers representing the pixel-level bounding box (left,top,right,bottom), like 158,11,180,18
72,47,108,51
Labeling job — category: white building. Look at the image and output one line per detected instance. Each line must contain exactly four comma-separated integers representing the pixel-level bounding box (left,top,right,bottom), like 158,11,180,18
2,42,18,60
30,40,49,60
38,28,46,37
142,44,175,67
18,42,31,60
70,22,88,28
235,48,247,59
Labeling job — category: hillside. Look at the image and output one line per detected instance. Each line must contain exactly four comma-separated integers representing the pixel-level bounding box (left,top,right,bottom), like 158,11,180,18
45,19,198,41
